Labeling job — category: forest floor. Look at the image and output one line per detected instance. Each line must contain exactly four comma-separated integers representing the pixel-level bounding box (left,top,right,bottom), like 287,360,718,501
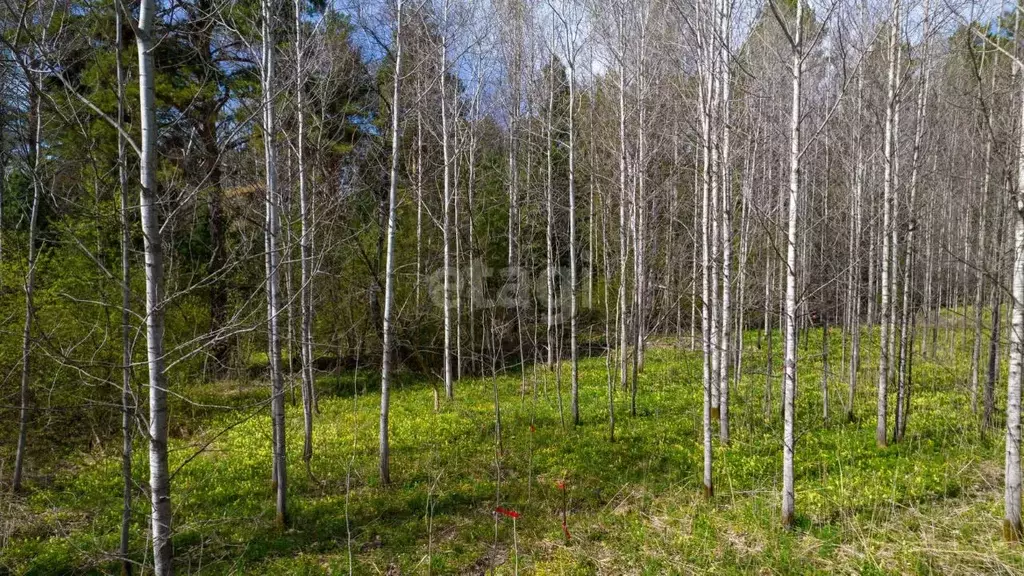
3,319,1024,574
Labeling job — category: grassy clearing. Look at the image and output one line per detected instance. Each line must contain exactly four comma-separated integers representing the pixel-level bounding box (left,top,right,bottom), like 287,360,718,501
2,318,1022,574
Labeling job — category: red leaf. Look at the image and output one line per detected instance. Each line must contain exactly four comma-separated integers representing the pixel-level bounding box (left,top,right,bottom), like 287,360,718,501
495,506,520,519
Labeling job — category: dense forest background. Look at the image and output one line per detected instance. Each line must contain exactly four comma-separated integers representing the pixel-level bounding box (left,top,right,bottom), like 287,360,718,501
4,0,1024,572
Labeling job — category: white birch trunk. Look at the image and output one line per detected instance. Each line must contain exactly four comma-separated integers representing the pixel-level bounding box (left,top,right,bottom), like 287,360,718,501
781,0,803,528
262,0,288,526
1006,196,1024,541
379,0,403,485
877,0,900,447
618,25,630,395
1005,43,1024,535
602,178,615,441
708,12,721,419
633,15,647,409
1005,10,1023,541
441,2,454,399
588,70,596,311
848,60,865,422
453,107,463,383
568,43,580,426
867,206,876,328
546,35,557,373
699,0,714,499
633,8,649,381
718,2,733,442
734,146,752,399
295,0,315,471
137,0,173,565
416,82,423,308
467,84,480,379
692,148,699,351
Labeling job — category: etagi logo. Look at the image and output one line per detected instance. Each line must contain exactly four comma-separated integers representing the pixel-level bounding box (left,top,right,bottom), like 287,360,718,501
425,258,573,323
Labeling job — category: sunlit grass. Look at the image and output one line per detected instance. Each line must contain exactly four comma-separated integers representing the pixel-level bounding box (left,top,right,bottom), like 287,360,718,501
3,315,1022,574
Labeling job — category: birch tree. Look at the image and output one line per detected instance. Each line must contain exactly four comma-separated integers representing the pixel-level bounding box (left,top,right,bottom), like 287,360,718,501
137,0,173,565
1005,3,1024,543
697,0,715,499
262,0,288,526
766,0,803,529
717,0,733,444
440,0,455,400
295,0,316,474
876,0,900,448
379,0,403,485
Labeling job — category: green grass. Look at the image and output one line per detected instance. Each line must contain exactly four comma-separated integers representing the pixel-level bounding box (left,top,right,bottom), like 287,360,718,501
3,314,1023,574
